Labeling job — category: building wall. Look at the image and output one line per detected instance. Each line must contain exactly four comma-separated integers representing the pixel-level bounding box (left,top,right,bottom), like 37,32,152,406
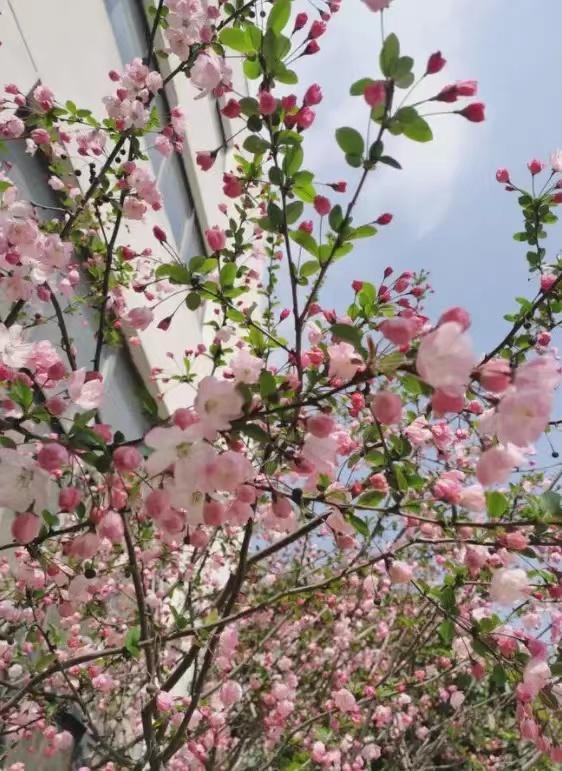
0,1,248,766
0,0,249,429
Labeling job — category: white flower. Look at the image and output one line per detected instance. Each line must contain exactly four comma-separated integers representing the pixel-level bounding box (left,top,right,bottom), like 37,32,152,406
0,324,33,369
230,350,262,384
0,448,54,512
489,567,529,605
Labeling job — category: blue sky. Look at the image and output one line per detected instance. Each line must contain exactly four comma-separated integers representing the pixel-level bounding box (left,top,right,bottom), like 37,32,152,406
291,0,562,356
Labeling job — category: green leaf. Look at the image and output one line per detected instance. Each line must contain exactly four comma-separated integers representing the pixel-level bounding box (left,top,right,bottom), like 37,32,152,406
285,201,303,224
293,170,316,202
350,77,375,96
289,228,318,256
357,491,384,507
219,27,255,53
335,127,364,157
8,382,33,412
350,225,377,239
380,155,402,169
71,428,108,451
243,58,261,79
0,180,13,194
267,202,284,227
283,145,303,176
220,262,237,287
402,116,433,143
380,33,400,78
124,626,141,657
346,512,369,539
185,292,201,311
300,260,320,277
541,491,562,517
274,65,298,85
240,423,270,443
239,97,259,116
259,370,277,398
243,135,270,154
330,323,365,356
155,263,191,284
329,205,344,231
486,491,508,518
437,619,455,646
267,0,291,33
269,166,284,185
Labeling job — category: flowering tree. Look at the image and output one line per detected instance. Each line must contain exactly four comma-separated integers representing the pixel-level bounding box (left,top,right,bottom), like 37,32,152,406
1,0,562,769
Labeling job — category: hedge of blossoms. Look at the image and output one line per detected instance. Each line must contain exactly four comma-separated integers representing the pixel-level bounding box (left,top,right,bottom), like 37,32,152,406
2,0,562,768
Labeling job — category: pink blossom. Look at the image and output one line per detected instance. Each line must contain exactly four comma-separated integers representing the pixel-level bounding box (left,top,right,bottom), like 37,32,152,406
379,317,416,348
11,512,41,544
328,342,363,381
523,659,550,697
220,680,243,707
194,376,244,438
37,443,69,472
476,444,520,487
156,691,174,712
68,369,104,409
113,446,143,472
307,414,335,438
496,387,552,447
97,511,124,543
388,561,414,584
458,484,486,512
416,321,476,393
333,688,357,713
371,391,402,425
125,307,153,330
230,350,262,384
361,0,392,11
479,358,511,393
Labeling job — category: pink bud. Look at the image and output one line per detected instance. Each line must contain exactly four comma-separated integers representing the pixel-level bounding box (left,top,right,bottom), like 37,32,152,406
259,91,277,116
153,225,167,243
304,83,323,106
308,414,335,438
376,212,393,225
496,168,510,184
431,389,464,416
205,226,226,252
541,273,557,292
37,443,69,472
59,487,82,512
304,41,320,55
439,306,470,330
221,99,241,119
426,51,446,75
146,489,171,519
388,560,413,584
196,151,215,171
293,12,308,31
203,500,226,526
479,358,511,393
352,280,364,293
527,158,544,175
113,446,142,472
173,408,197,429
12,512,41,544
371,391,402,425
97,511,124,543
313,195,331,216
457,102,485,122
308,20,326,39
364,81,386,108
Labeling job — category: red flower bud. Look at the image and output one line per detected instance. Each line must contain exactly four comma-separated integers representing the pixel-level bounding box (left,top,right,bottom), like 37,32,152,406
426,51,446,75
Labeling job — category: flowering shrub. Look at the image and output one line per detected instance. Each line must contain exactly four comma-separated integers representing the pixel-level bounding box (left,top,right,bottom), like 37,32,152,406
1,0,562,769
